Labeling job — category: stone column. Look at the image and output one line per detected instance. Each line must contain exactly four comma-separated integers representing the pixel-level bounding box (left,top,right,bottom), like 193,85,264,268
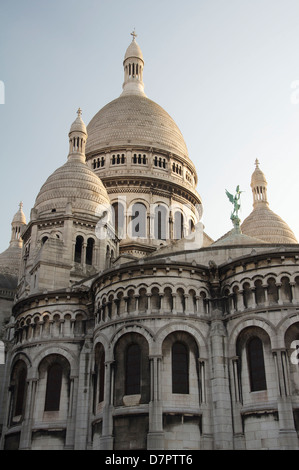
147,355,164,449
290,282,296,303
65,377,76,449
272,349,299,449
229,357,246,449
74,338,93,449
263,284,269,306
209,310,233,449
100,360,114,450
19,378,37,449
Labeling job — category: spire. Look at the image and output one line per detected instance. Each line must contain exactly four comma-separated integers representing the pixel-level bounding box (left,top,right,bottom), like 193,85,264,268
121,31,146,97
10,202,26,247
250,159,268,207
68,108,88,162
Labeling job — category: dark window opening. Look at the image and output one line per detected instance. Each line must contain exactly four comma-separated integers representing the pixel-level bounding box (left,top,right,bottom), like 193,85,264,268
42,236,48,245
247,337,267,392
98,351,105,403
132,203,146,238
154,205,167,240
125,344,141,395
86,238,94,265
112,202,125,239
174,212,184,239
44,363,63,411
172,342,189,394
14,368,27,417
74,235,84,263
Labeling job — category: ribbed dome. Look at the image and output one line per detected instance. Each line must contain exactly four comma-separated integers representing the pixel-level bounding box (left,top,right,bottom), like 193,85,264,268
34,159,110,216
241,207,297,244
86,94,189,159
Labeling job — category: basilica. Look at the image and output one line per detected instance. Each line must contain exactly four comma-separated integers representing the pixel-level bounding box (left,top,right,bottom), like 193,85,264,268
1,34,299,450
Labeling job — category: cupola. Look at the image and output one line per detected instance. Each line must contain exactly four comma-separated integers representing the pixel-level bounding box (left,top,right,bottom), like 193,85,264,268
68,108,88,161
121,30,146,97
251,159,268,207
241,160,297,244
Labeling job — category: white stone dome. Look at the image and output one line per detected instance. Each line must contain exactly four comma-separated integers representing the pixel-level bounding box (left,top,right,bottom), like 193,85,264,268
241,206,297,244
34,110,110,217
34,159,110,217
86,94,189,160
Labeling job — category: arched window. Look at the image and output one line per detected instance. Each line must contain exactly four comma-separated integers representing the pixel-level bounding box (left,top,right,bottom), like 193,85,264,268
172,342,189,394
74,235,84,263
154,205,168,240
267,278,278,304
94,346,105,406
13,364,27,418
174,211,184,239
112,202,125,239
41,236,48,245
131,203,146,238
247,337,267,392
15,368,26,416
125,344,141,395
44,363,63,411
86,238,94,265
254,279,265,305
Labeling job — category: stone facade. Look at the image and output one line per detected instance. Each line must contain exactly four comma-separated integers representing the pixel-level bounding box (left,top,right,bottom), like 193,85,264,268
1,34,299,451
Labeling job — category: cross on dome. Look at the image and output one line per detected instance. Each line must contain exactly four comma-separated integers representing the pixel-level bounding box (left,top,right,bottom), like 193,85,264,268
131,29,137,41
77,107,82,117
255,158,260,168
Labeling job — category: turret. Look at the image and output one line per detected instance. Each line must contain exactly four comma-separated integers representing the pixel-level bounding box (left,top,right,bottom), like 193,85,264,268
251,158,269,207
68,108,88,161
10,202,26,248
121,30,146,96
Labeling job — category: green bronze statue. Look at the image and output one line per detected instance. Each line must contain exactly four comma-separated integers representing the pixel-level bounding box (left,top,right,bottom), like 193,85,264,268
225,185,242,228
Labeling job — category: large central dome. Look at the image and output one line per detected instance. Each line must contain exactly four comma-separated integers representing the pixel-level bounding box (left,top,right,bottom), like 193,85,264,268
86,94,189,159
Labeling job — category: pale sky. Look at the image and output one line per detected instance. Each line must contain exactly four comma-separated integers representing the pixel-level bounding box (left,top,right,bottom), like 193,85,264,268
1,0,299,253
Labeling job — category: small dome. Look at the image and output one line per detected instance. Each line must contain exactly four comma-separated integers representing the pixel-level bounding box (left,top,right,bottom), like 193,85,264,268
34,159,110,217
124,38,144,62
251,158,267,187
34,110,110,217
12,202,26,225
69,108,87,135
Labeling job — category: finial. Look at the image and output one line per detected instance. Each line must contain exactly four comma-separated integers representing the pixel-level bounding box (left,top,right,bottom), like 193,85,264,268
131,29,137,41
19,201,23,210
77,107,82,117
255,158,260,168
